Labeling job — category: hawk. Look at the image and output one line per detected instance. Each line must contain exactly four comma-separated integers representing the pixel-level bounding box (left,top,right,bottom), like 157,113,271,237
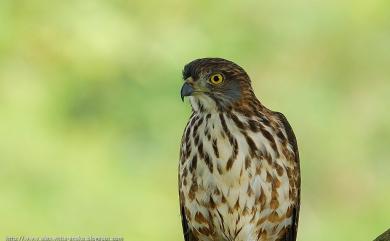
179,58,300,241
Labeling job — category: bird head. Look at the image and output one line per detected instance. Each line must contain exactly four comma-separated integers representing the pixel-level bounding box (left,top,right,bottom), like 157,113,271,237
181,58,256,112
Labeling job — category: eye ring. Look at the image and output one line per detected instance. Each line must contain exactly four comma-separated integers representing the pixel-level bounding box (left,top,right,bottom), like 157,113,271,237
209,73,224,85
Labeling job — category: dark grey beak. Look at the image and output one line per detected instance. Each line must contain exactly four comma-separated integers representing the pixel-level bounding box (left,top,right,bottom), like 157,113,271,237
180,82,194,102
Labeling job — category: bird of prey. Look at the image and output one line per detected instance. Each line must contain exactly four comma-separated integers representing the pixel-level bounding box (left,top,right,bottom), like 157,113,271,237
179,58,300,241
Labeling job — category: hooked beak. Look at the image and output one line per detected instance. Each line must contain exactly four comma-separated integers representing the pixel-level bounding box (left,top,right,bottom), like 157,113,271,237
180,82,194,102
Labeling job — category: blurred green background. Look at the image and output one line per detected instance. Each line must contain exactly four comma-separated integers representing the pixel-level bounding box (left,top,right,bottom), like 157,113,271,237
1,0,389,240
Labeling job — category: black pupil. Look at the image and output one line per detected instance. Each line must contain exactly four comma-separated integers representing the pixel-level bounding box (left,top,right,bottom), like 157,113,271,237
213,76,220,82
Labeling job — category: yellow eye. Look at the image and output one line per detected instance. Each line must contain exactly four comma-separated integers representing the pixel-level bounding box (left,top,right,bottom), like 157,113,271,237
209,73,224,85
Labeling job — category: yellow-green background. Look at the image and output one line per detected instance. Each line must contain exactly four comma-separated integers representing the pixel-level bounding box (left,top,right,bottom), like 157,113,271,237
1,0,389,240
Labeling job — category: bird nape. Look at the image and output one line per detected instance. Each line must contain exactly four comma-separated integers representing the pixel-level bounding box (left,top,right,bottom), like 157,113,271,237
178,58,300,241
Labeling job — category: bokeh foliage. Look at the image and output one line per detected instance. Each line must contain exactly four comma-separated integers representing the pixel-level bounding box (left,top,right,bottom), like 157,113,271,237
0,0,389,240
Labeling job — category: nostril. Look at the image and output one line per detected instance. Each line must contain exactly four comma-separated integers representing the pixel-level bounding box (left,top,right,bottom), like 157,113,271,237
185,77,195,84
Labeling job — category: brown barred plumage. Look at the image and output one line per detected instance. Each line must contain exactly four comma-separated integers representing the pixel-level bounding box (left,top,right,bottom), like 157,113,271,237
179,58,300,241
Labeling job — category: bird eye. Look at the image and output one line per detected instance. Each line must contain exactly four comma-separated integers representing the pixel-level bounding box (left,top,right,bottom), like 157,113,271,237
209,73,224,85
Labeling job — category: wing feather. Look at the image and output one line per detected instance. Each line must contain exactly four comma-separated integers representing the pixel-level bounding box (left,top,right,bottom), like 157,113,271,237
180,205,191,241
274,112,300,241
